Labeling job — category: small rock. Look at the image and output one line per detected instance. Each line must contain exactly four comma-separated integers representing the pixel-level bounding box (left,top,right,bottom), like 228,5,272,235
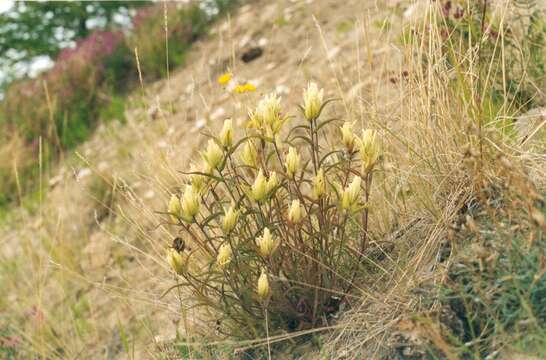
76,168,92,181
241,47,263,63
210,107,226,121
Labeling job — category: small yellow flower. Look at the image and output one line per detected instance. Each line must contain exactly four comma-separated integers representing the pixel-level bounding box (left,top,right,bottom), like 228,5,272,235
180,185,200,222
168,194,181,222
340,176,362,213
266,171,278,194
234,83,256,93
166,248,187,275
250,169,268,202
217,243,232,268
219,119,234,148
217,72,232,85
287,199,303,224
359,129,380,173
285,147,300,179
203,139,224,171
312,168,326,199
340,122,356,153
257,269,270,300
240,140,259,168
303,82,324,121
256,227,279,257
222,205,239,233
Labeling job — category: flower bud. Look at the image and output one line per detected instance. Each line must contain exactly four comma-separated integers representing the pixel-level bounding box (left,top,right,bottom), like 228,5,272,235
312,168,326,199
180,185,200,222
219,119,233,148
217,243,232,268
287,199,303,224
251,169,268,202
257,269,270,300
222,205,239,233
241,140,258,168
303,82,324,121
256,227,279,257
166,248,187,275
203,139,224,171
359,129,380,173
341,176,362,213
168,194,181,222
285,147,300,179
266,171,278,194
340,122,356,153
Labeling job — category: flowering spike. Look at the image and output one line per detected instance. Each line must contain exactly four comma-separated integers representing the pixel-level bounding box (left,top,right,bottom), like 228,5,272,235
219,119,234,148
217,243,232,268
168,194,181,223
241,140,258,168
312,168,326,199
359,129,380,173
285,147,300,179
303,82,324,121
256,228,279,257
222,205,239,233
257,269,270,300
287,199,303,224
266,171,278,194
340,176,362,213
203,139,224,171
166,248,187,275
251,169,268,202
180,185,200,222
340,122,356,153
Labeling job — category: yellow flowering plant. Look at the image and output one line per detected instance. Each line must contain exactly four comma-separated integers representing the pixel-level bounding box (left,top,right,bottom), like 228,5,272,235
162,84,382,340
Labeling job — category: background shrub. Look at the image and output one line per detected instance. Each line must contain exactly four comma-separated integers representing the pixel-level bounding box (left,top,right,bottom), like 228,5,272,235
0,0,238,207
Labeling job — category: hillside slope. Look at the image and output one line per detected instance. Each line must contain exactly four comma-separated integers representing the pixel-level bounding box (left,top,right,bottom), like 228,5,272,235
1,0,544,359
0,0,404,357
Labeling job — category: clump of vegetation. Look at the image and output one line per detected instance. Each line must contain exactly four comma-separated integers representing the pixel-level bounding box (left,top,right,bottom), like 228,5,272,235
432,153,545,358
408,0,545,118
128,3,210,80
163,83,382,349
